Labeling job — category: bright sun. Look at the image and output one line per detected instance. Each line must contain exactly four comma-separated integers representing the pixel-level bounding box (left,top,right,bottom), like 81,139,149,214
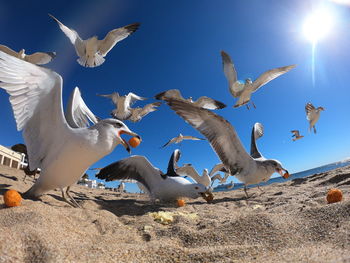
303,9,334,43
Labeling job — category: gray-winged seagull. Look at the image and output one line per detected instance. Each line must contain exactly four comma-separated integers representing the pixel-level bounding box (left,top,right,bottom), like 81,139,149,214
291,130,304,141
129,102,162,122
305,102,324,134
164,98,289,198
0,51,140,207
221,50,296,109
49,14,140,67
0,44,56,65
161,133,205,148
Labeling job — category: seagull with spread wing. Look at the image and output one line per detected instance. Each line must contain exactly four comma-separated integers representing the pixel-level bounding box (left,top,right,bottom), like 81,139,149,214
0,51,140,207
164,98,289,198
0,44,56,65
49,14,140,67
129,102,162,122
221,50,296,109
155,89,226,110
161,133,205,148
97,92,146,120
291,130,304,141
305,102,325,134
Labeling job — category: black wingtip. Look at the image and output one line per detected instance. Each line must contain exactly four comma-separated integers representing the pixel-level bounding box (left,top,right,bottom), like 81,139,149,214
154,91,166,100
125,22,141,33
215,100,226,109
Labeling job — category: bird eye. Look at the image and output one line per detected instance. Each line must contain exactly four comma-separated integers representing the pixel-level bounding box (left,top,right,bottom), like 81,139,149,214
195,186,199,190
114,123,123,128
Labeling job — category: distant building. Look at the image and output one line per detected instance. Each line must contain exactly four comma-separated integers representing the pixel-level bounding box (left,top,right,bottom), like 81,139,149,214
86,180,97,189
0,145,26,169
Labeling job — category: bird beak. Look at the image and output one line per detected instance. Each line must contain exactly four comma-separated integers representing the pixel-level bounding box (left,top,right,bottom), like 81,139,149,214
276,168,290,179
200,190,214,203
118,130,141,154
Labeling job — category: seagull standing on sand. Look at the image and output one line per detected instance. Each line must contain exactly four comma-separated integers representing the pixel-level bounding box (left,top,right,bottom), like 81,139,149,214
0,51,140,207
291,130,304,141
129,102,162,122
155,89,226,110
305,102,325,134
95,154,210,202
97,92,146,120
0,44,56,65
49,14,140,67
161,133,205,148
221,50,296,109
164,98,289,198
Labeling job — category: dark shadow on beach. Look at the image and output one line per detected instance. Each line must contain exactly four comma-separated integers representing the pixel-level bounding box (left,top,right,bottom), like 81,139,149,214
0,173,18,181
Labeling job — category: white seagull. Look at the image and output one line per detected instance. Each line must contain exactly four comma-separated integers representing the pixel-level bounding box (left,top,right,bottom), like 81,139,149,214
117,182,125,193
221,50,296,109
97,92,146,120
165,98,290,198
209,163,230,186
305,102,325,134
291,130,304,141
0,51,140,207
0,44,56,65
155,89,226,110
129,102,162,122
49,14,140,67
161,133,205,148
95,155,209,202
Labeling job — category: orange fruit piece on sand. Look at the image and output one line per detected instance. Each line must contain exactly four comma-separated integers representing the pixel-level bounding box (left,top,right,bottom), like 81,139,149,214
326,188,343,204
129,137,141,148
3,189,22,207
177,199,186,207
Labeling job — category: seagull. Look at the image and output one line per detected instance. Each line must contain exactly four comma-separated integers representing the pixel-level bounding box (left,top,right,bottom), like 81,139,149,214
161,133,205,148
117,182,125,193
164,98,290,198
97,92,146,120
49,14,140,67
291,130,304,141
155,89,226,110
0,44,56,65
209,163,230,186
129,102,162,122
221,50,296,109
225,181,234,190
95,155,209,202
0,51,140,207
305,102,325,134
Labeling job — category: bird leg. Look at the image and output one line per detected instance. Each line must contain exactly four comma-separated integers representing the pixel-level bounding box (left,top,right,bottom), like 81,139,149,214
245,104,250,110
257,186,265,194
61,187,80,208
244,186,255,198
66,186,81,208
313,126,317,134
251,101,256,109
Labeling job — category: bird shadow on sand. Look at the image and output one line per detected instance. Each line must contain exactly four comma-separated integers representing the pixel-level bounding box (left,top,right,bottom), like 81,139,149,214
0,184,12,195
0,173,18,181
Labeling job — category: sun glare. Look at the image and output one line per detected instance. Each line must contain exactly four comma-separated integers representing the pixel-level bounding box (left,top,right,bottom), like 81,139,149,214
303,9,334,43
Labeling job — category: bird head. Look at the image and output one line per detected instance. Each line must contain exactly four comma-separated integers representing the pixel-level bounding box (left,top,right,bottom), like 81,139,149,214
317,106,325,111
266,159,289,179
188,184,210,200
103,118,141,153
245,78,253,84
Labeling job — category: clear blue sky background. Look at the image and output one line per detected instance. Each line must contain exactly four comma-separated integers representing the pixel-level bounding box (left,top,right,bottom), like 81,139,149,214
0,0,349,192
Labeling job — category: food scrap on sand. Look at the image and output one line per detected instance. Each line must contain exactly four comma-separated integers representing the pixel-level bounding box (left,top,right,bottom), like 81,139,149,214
149,211,198,225
3,189,22,207
177,199,186,207
326,188,343,204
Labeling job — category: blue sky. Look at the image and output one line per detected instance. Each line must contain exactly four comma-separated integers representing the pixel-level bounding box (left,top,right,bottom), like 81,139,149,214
0,0,349,192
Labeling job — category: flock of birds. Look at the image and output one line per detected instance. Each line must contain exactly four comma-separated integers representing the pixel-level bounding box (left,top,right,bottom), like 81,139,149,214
0,14,325,207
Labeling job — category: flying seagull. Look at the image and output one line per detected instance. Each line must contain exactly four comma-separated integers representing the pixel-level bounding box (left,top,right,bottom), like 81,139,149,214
95,155,209,202
221,50,296,109
129,102,162,122
291,130,304,141
305,102,325,134
0,44,56,65
209,163,230,186
0,51,140,207
164,98,289,198
161,133,205,148
155,89,226,110
97,92,146,120
49,14,140,67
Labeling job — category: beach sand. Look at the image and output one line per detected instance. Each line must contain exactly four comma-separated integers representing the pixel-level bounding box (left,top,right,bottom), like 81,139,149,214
0,164,349,263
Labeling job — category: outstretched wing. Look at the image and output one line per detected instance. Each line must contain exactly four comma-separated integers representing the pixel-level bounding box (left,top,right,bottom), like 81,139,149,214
0,51,71,170
155,89,185,100
209,163,227,177
95,155,162,192
161,137,177,148
139,102,162,118
166,149,181,177
97,92,120,106
182,135,205,141
194,96,226,110
125,92,147,107
166,99,253,175
305,102,316,121
0,44,19,57
25,52,56,65
65,87,99,128
98,23,140,56
250,122,264,159
221,50,244,97
291,130,299,137
252,64,296,92
176,165,200,181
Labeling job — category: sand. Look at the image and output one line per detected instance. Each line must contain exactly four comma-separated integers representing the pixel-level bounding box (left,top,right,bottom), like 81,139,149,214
0,164,349,263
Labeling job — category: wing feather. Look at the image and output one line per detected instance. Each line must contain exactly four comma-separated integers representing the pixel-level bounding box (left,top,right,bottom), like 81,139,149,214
250,123,264,159
25,52,56,65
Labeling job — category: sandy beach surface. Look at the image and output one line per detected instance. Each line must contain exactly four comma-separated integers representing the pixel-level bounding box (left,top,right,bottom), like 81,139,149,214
0,164,349,263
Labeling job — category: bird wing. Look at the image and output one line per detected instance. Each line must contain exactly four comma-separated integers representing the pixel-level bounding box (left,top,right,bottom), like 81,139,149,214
0,45,19,57
25,52,56,65
154,89,185,100
291,130,299,137
221,50,244,97
166,149,181,177
97,92,120,106
209,163,227,177
182,135,205,141
161,137,177,148
250,122,264,159
176,165,201,182
65,87,99,128
95,155,162,192
0,51,71,169
166,99,253,174
138,102,162,118
125,92,147,107
49,14,85,58
305,102,316,121
251,64,296,92
98,23,140,56
194,96,226,110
